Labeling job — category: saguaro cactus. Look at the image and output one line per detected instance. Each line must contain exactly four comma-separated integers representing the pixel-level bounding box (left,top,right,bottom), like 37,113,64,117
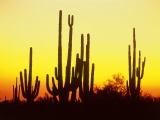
126,28,146,100
79,34,95,103
13,77,20,103
20,47,40,103
46,10,76,103
46,11,94,103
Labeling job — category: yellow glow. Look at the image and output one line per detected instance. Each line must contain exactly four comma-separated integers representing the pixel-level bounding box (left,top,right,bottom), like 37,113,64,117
0,0,160,100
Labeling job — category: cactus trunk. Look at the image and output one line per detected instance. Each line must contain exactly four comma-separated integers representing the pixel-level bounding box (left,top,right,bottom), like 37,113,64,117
20,47,40,103
127,28,146,101
13,77,20,103
46,10,81,103
79,34,95,103
46,11,94,104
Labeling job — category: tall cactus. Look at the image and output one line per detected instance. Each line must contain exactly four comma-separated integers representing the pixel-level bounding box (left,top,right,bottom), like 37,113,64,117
46,10,78,103
20,47,40,103
63,12,74,101
126,28,146,101
46,10,63,102
13,77,20,103
46,10,94,103
56,10,63,101
79,34,95,103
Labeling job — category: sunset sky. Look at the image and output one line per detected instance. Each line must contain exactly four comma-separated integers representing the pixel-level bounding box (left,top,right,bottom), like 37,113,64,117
0,0,160,101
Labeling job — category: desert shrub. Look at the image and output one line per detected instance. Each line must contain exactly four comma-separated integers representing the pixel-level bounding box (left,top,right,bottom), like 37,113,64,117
36,93,54,103
94,73,127,105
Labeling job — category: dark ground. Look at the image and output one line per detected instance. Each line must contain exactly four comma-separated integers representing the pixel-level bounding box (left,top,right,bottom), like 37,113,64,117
0,100,160,120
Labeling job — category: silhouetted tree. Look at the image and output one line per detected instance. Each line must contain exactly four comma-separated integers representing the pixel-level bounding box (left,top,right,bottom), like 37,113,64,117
94,73,126,105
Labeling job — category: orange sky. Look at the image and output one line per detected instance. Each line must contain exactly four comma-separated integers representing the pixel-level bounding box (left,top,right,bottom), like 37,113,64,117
0,0,160,101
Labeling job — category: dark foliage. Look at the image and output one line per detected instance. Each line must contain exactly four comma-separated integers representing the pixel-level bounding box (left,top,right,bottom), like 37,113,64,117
0,74,160,120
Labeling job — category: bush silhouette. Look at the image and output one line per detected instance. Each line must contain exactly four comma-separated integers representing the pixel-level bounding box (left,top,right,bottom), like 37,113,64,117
95,74,126,96
36,93,54,103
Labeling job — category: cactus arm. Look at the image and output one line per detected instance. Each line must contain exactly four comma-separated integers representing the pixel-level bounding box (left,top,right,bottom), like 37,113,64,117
13,85,15,100
136,51,141,95
84,34,90,93
24,69,28,92
128,45,131,88
83,39,89,95
137,52,146,97
140,57,146,79
18,85,20,99
83,61,86,92
31,76,40,96
20,72,27,98
46,74,53,95
139,51,141,77
55,67,58,80
32,80,40,100
15,77,18,100
68,15,74,26
70,67,74,90
52,77,58,95
70,54,80,90
28,47,32,96
90,63,95,94
81,34,84,62
71,67,76,102
46,74,58,97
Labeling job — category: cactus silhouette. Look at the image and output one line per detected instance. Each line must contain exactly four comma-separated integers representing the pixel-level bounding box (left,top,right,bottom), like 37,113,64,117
46,74,58,102
46,10,81,103
62,11,74,102
79,34,95,103
13,77,20,103
20,47,40,103
70,53,84,103
126,28,146,101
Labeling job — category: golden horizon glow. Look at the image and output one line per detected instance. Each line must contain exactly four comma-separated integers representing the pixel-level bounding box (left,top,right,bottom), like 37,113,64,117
0,0,160,101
